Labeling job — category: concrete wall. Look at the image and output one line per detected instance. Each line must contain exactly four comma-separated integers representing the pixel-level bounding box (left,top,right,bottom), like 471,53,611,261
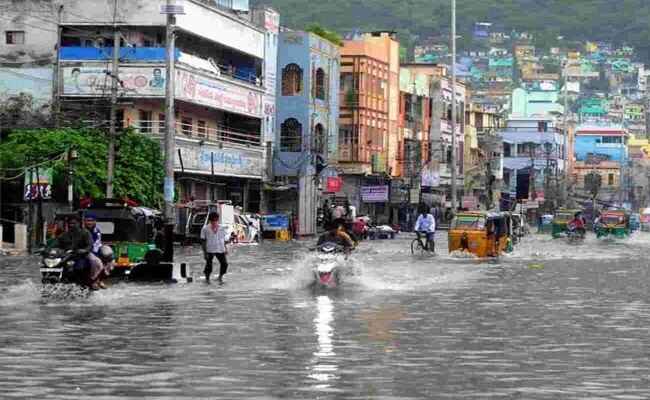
0,0,58,64
575,136,627,163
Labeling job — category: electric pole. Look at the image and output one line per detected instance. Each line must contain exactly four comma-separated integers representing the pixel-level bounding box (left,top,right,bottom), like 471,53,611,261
450,0,458,212
106,0,120,198
562,62,568,207
164,0,177,223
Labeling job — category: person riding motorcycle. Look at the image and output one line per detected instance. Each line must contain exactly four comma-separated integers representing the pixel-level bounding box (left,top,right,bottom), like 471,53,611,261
568,211,586,237
49,215,106,289
317,219,356,252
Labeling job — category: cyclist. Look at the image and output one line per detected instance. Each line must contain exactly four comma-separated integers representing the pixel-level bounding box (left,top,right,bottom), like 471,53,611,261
414,204,436,252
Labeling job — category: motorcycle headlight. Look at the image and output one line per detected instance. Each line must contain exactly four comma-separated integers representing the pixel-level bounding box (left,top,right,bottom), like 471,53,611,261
43,258,62,268
66,260,76,267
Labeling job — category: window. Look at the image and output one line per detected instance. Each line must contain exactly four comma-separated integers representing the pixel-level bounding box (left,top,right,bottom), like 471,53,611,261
315,68,326,100
537,121,548,132
139,110,152,133
158,113,165,133
197,120,207,138
181,117,192,136
608,173,615,186
280,118,303,152
5,31,25,45
503,142,512,157
314,123,326,154
602,136,622,144
281,63,303,96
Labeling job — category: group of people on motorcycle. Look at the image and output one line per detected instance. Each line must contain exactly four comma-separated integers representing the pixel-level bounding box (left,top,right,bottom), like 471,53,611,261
48,214,113,290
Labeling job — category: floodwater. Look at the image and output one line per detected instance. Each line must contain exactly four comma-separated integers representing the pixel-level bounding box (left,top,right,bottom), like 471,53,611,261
2,232,650,399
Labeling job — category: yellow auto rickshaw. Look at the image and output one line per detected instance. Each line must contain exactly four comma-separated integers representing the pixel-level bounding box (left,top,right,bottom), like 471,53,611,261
448,211,510,258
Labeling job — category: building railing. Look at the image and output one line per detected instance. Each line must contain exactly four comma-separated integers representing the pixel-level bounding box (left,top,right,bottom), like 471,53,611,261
132,120,262,148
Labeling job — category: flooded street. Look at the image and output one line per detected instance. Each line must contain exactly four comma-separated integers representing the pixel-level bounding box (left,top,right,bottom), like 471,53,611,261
2,233,650,399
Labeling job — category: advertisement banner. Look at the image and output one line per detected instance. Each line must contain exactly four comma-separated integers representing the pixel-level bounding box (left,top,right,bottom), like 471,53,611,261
325,177,342,193
462,195,478,210
361,185,389,203
62,66,166,96
176,69,262,117
421,162,440,187
176,143,263,178
24,168,53,200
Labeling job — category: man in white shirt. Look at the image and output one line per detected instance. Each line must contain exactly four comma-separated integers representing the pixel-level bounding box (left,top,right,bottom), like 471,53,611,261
414,205,436,252
200,212,229,283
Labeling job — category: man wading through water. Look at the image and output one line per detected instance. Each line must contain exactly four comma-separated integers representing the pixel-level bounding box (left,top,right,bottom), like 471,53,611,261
200,212,229,283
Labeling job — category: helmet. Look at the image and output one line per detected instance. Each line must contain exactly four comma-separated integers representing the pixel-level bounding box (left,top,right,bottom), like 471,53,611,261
98,245,114,263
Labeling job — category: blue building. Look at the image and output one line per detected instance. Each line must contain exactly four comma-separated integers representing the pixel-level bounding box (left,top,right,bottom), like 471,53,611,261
574,125,628,164
273,30,340,235
500,118,566,202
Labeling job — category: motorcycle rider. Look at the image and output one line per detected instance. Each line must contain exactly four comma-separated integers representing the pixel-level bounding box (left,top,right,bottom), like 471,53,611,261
49,215,97,286
317,219,355,251
84,213,111,289
568,211,586,237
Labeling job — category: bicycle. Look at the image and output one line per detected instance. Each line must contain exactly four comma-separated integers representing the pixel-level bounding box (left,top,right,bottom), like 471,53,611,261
411,231,435,255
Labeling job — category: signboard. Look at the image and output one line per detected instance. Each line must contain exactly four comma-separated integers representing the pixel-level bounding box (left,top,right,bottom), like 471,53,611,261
361,185,389,203
62,66,165,96
24,168,53,201
176,142,263,178
176,69,262,117
261,214,289,231
390,180,408,204
421,162,440,187
325,177,342,193
462,195,478,210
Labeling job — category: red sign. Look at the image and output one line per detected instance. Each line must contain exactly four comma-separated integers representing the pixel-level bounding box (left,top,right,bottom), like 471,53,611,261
326,177,342,193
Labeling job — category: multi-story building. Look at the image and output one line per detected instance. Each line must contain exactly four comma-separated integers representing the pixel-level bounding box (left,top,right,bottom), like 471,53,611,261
338,31,399,220
273,29,340,236
573,125,628,204
464,103,505,209
500,118,566,206
1,0,277,213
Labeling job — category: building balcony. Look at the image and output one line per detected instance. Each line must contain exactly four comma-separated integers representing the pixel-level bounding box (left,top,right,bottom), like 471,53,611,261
132,120,262,149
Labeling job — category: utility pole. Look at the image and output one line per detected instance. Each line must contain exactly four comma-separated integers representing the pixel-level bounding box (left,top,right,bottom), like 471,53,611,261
106,0,120,198
450,0,458,212
53,5,63,127
163,0,177,224
562,62,568,207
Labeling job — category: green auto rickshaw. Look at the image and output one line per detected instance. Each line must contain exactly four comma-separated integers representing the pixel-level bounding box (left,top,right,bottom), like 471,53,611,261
552,209,582,238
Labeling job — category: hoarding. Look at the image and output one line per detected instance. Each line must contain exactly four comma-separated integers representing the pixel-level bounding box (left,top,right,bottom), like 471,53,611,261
62,66,165,96
176,69,262,117
176,142,263,178
24,168,53,201
361,185,389,203
325,177,342,193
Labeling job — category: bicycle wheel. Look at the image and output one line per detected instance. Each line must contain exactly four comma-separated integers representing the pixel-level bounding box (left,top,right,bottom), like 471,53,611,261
411,238,424,255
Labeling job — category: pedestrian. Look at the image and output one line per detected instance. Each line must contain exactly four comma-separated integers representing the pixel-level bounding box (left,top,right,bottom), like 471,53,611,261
200,211,229,284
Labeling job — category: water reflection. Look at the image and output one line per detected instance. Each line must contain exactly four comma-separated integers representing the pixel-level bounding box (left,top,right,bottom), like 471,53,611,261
308,295,339,387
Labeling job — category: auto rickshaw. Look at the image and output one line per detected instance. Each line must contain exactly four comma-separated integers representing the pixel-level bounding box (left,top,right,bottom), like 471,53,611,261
552,209,582,238
448,211,510,258
82,200,163,272
595,210,630,239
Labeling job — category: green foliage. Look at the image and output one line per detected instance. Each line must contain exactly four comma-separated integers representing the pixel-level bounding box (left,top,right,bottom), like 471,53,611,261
0,128,164,207
306,23,343,46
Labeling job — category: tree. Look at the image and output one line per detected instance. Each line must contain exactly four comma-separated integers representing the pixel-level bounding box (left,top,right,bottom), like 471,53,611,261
0,128,164,207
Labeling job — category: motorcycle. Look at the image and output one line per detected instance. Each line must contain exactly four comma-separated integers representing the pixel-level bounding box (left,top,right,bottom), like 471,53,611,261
312,242,347,289
566,228,585,244
40,245,114,289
